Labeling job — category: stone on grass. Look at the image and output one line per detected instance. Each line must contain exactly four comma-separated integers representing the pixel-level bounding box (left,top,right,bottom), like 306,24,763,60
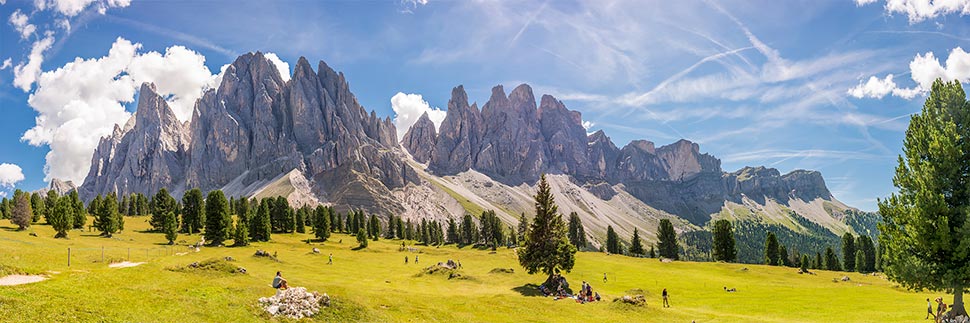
258,287,330,319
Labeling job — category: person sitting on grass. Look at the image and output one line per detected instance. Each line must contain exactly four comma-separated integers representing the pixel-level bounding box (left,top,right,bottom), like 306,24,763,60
272,271,288,290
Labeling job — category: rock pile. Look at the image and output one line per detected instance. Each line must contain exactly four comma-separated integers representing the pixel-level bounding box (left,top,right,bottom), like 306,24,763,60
258,287,330,319
613,295,646,306
940,313,969,323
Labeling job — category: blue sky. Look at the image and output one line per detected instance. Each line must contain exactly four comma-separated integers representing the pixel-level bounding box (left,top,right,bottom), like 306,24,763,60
1,0,969,211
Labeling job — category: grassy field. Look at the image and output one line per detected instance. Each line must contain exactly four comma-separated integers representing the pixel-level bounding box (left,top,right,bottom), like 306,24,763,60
0,217,937,322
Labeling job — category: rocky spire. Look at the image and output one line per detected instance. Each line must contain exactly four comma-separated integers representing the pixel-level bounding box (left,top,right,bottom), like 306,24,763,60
402,112,437,163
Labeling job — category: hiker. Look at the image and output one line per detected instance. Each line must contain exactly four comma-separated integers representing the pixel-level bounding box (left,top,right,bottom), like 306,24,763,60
328,253,333,265
272,271,288,290
926,298,935,320
603,273,608,283
415,255,419,264
662,288,669,307
405,256,409,264
936,298,948,323
724,286,737,292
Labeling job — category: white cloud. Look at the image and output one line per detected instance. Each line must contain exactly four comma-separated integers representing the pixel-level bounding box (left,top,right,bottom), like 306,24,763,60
849,47,970,100
13,34,55,92
0,163,26,188
0,192,6,198
8,9,36,39
56,18,70,32
1,58,11,70
391,92,446,139
22,37,221,183
42,0,130,17
264,52,290,82
857,0,970,23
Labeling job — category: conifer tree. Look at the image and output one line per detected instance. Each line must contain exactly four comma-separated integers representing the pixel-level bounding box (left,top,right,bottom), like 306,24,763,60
606,225,622,254
233,200,250,246
30,192,44,223
764,232,780,266
629,227,644,256
204,190,232,245
151,188,177,232
44,190,59,224
95,193,119,237
657,219,679,260
162,211,178,245
842,232,856,272
69,190,85,229
711,219,736,262
49,196,72,238
517,174,576,284
313,205,331,242
567,212,588,249
356,228,368,249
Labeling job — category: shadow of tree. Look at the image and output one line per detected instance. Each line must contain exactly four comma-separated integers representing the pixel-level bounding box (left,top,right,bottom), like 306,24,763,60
512,283,544,297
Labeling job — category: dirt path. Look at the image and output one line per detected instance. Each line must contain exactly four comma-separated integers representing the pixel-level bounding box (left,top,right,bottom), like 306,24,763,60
0,275,48,286
108,261,145,268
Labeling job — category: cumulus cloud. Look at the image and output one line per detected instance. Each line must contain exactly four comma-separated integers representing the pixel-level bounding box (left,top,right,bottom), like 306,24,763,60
43,0,131,17
849,47,970,100
0,163,26,188
13,34,55,92
264,53,291,82
391,92,446,139
8,9,36,39
857,0,970,23
22,37,221,183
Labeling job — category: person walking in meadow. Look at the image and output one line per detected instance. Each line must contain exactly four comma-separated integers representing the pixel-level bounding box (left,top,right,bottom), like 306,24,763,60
926,298,935,320
415,255,419,264
603,273,607,283
662,288,670,308
405,256,409,264
328,253,333,265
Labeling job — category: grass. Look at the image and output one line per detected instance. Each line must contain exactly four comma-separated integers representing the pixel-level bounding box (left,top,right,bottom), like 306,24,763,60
0,216,939,322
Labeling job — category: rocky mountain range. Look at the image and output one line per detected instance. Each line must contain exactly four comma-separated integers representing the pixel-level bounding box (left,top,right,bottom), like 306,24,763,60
77,52,872,250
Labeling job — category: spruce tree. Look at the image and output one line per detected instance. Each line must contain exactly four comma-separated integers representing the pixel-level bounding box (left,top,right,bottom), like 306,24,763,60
649,246,656,258
656,219,679,260
517,174,576,284
88,195,101,219
151,188,177,232
801,254,810,272
181,188,205,234
879,81,970,315
44,190,59,224
405,219,414,240
69,190,85,229
162,211,178,245
815,252,823,270
0,197,9,220
606,225,622,254
49,197,72,238
251,199,272,242
779,245,790,267
313,205,331,242
11,190,32,230
460,214,475,246
370,214,380,241
95,194,119,237
447,218,458,244
234,201,250,247
113,193,125,232
855,250,865,274
30,192,44,223
203,190,231,246
517,212,529,246
764,232,780,266
842,232,856,272
629,227,644,256
824,246,841,271
712,219,736,262
567,212,587,249
356,228,368,249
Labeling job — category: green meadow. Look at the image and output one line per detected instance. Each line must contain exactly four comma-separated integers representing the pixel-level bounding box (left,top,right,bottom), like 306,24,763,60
0,218,934,322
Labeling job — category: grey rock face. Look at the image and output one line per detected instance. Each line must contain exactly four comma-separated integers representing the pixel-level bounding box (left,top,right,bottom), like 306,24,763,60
587,130,620,179
538,94,590,178
429,85,484,175
401,112,437,163
80,53,415,215
79,83,190,199
47,178,77,195
475,84,546,183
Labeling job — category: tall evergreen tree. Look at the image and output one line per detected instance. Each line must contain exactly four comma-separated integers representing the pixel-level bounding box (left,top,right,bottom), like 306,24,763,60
649,246,656,258
10,190,31,230
879,80,970,315
801,254,810,272
251,199,272,242
842,232,856,272
113,193,125,232
49,196,72,238
517,174,576,284
203,190,232,246
567,212,587,249
162,211,178,245
712,219,736,262
356,228,368,249
517,213,529,246
295,206,307,234
151,188,178,232
44,190,59,224
605,225,622,254
764,232,780,266
30,192,44,223
779,245,790,267
629,227,644,256
855,250,866,274
69,190,85,229
181,189,205,234
459,214,476,246
656,219,679,260
369,214,380,241
405,219,414,240
234,199,250,246
446,218,459,244
824,246,841,271
95,193,119,237
857,236,876,273
0,197,9,219
814,252,823,270
88,195,102,218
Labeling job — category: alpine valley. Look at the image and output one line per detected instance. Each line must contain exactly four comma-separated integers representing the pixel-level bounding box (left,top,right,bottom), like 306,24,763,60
77,52,878,263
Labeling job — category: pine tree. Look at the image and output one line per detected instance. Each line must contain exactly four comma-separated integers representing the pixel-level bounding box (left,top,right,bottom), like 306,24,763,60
764,232,780,266
30,192,44,223
251,199,272,242
878,81,970,315
181,188,205,234
605,225,622,254
842,232,856,272
824,246,841,271
656,219,679,260
0,197,9,220
779,245,790,267
447,218,458,244
857,235,876,273
44,190,59,224
113,193,125,232
814,252,823,270
517,213,529,246
629,227,644,256
234,200,250,246
204,190,232,246
711,219,736,262
162,211,178,245
95,193,119,237
405,219,414,240
517,174,576,284
88,195,101,219
11,190,32,230
356,228,368,249
395,216,404,239
369,214,380,241
567,212,587,249
649,246,656,258
855,250,865,274
460,214,476,246
313,205,331,242
49,196,72,238
69,191,85,229
151,188,177,232
801,254,810,272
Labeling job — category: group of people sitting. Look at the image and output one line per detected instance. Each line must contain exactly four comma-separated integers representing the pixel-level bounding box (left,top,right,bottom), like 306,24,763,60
575,281,600,303
723,286,737,292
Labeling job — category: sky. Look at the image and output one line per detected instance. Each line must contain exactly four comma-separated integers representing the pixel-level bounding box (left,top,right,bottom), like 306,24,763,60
1,0,969,210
